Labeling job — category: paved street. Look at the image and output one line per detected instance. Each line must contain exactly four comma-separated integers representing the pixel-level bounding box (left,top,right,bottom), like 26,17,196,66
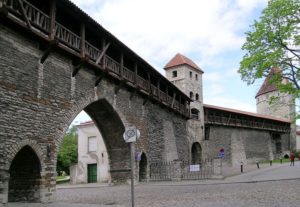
6,162,300,207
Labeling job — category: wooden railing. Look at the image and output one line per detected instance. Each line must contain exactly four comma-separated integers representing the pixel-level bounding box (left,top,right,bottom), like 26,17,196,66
123,66,134,83
2,0,190,117
137,76,149,91
104,56,121,75
55,22,81,51
205,115,289,132
85,42,101,61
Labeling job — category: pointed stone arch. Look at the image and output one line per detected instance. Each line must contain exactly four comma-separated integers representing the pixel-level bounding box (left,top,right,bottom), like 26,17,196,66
8,145,42,202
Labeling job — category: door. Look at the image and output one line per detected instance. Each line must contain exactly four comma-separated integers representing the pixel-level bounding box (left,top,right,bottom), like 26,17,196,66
87,164,97,183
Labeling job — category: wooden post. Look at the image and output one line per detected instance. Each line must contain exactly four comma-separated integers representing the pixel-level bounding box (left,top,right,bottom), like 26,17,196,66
80,23,85,58
101,39,106,68
120,52,124,78
134,63,138,86
147,72,151,92
49,0,56,40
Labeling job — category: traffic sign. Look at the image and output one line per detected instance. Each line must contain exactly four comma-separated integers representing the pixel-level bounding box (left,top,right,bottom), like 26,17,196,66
123,127,140,143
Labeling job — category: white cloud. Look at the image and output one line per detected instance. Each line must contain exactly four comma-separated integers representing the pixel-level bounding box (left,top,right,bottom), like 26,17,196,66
71,0,267,72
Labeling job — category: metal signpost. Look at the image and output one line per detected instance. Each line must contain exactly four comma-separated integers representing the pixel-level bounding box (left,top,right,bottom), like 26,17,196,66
123,126,140,207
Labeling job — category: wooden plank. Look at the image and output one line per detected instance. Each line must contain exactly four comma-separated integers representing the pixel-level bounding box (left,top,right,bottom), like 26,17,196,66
80,23,85,57
171,93,176,108
95,42,110,65
18,0,31,29
49,0,56,40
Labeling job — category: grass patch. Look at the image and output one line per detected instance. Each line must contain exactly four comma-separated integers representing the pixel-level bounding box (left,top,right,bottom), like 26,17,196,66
56,175,70,184
260,158,290,164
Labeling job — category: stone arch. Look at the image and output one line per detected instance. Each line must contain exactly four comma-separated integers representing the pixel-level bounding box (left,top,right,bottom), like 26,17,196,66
191,142,202,164
139,152,147,182
84,98,128,179
8,145,42,202
5,140,45,172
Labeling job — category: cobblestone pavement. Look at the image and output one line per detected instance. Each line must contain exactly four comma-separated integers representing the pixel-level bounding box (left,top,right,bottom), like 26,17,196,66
5,163,300,207
6,179,298,207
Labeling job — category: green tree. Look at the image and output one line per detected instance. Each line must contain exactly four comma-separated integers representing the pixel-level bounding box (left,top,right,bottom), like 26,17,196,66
239,0,300,98
57,126,78,175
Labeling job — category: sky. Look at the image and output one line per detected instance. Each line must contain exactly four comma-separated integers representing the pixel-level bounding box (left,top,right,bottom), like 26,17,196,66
70,0,269,125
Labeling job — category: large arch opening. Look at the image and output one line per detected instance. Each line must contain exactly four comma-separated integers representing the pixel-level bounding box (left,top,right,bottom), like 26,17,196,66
60,98,128,185
139,152,147,182
8,146,41,202
191,142,202,164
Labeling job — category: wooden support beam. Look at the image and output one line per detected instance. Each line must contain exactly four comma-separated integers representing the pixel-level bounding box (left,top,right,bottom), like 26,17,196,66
227,114,231,125
143,96,149,105
49,0,56,40
72,60,85,77
147,72,151,93
0,0,8,17
120,52,124,78
94,71,105,86
80,23,85,57
40,40,57,64
18,0,31,30
95,42,110,65
171,93,176,108
130,89,137,100
134,63,138,85
114,81,125,94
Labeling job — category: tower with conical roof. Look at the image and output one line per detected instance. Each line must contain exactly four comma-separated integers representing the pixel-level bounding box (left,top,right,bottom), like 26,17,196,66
256,68,294,120
256,68,296,150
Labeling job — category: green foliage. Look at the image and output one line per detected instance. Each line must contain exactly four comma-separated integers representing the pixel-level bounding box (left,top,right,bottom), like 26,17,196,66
239,0,300,97
57,126,78,175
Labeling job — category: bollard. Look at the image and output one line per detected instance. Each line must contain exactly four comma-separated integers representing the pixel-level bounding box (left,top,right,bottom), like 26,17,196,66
256,160,259,168
270,160,272,166
241,162,243,173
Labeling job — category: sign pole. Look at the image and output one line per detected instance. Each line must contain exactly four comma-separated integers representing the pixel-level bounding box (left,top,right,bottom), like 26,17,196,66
130,142,135,207
123,126,140,207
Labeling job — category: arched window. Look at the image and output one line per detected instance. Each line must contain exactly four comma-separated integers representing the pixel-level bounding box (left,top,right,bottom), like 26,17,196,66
195,93,199,101
190,92,194,99
191,108,199,119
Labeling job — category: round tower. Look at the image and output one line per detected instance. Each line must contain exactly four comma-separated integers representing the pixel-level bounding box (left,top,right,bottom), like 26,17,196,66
256,68,296,150
256,69,294,120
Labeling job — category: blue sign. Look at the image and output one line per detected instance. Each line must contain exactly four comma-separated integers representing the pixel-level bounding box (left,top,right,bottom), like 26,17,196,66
218,151,225,158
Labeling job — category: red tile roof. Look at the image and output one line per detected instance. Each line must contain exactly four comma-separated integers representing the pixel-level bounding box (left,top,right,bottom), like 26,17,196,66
203,104,290,123
255,68,280,98
164,53,204,73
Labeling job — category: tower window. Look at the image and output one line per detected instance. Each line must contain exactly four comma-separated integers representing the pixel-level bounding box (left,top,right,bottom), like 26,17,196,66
190,71,192,79
172,70,177,78
196,93,199,101
190,92,194,99
191,108,199,119
195,74,198,80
